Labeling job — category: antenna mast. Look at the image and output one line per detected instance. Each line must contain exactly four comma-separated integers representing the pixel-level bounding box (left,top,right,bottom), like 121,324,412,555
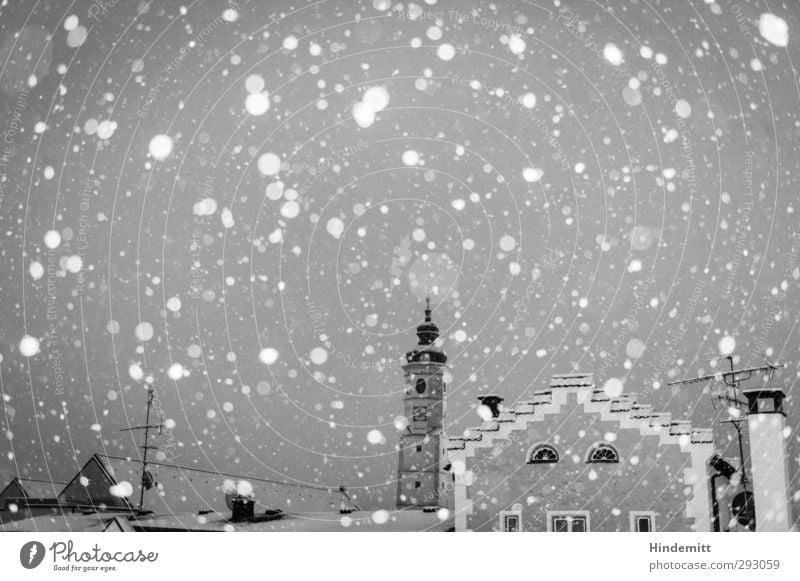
667,356,783,398
667,355,784,490
120,383,163,511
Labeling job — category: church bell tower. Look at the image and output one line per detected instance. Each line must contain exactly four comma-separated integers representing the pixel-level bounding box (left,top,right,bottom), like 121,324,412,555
396,298,450,509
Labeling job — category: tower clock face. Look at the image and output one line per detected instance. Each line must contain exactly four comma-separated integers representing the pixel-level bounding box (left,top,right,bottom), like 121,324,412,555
415,378,426,394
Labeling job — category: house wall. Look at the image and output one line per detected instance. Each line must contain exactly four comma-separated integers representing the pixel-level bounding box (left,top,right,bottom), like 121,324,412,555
464,397,705,531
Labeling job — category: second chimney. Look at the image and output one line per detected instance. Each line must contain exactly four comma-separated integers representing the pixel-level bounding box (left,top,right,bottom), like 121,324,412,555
477,395,504,418
231,497,255,522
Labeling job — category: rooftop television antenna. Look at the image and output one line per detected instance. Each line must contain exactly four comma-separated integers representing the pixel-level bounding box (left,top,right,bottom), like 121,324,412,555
667,355,784,410
667,354,784,494
120,383,163,511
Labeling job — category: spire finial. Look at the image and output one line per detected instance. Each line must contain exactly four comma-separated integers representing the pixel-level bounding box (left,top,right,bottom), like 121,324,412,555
408,295,445,357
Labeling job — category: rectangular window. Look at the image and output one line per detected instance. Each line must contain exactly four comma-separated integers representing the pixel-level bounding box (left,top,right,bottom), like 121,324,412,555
414,481,421,489
416,445,422,452
499,510,522,532
548,511,590,532
630,511,656,532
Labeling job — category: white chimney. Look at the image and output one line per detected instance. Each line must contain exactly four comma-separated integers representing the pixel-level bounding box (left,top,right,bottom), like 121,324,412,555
744,387,792,531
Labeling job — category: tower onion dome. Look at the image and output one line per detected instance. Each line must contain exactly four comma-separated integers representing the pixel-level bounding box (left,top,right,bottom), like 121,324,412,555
406,297,448,364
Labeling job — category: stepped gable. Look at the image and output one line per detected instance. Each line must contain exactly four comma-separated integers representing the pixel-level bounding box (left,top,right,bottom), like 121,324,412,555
447,373,713,450
446,373,715,530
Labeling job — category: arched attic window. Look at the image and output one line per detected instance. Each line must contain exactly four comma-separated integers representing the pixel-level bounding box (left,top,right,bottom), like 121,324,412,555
586,442,619,463
527,443,559,464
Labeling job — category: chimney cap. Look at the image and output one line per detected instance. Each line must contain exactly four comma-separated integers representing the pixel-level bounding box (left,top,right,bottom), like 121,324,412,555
477,394,505,402
742,386,785,396
742,386,785,415
230,497,256,523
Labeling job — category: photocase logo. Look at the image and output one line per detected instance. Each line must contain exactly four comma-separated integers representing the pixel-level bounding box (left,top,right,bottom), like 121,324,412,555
19,541,46,569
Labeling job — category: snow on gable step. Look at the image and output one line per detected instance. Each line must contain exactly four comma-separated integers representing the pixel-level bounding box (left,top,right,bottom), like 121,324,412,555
670,420,692,436
453,373,714,459
609,394,636,413
649,412,672,429
550,372,594,388
512,401,536,415
476,421,500,433
691,429,714,444
461,429,483,441
532,390,552,405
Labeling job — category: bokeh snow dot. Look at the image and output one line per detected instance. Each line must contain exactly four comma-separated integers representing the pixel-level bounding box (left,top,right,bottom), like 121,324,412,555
19,335,40,357
367,429,385,445
437,43,455,60
129,363,144,381
29,261,44,280
310,347,328,365
362,86,390,111
508,35,526,55
499,235,516,252
245,74,265,94
719,336,736,356
402,150,420,166
135,322,154,342
352,101,376,128
44,230,62,249
759,13,789,47
259,347,279,365
283,35,299,50
523,167,543,183
603,43,624,65
626,339,645,359
66,26,88,48
148,134,173,160
675,99,692,119
280,201,300,219
109,481,134,498
245,92,270,115
167,363,185,380
257,152,282,176
371,509,389,524
326,217,345,239
521,93,536,108
603,378,624,398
